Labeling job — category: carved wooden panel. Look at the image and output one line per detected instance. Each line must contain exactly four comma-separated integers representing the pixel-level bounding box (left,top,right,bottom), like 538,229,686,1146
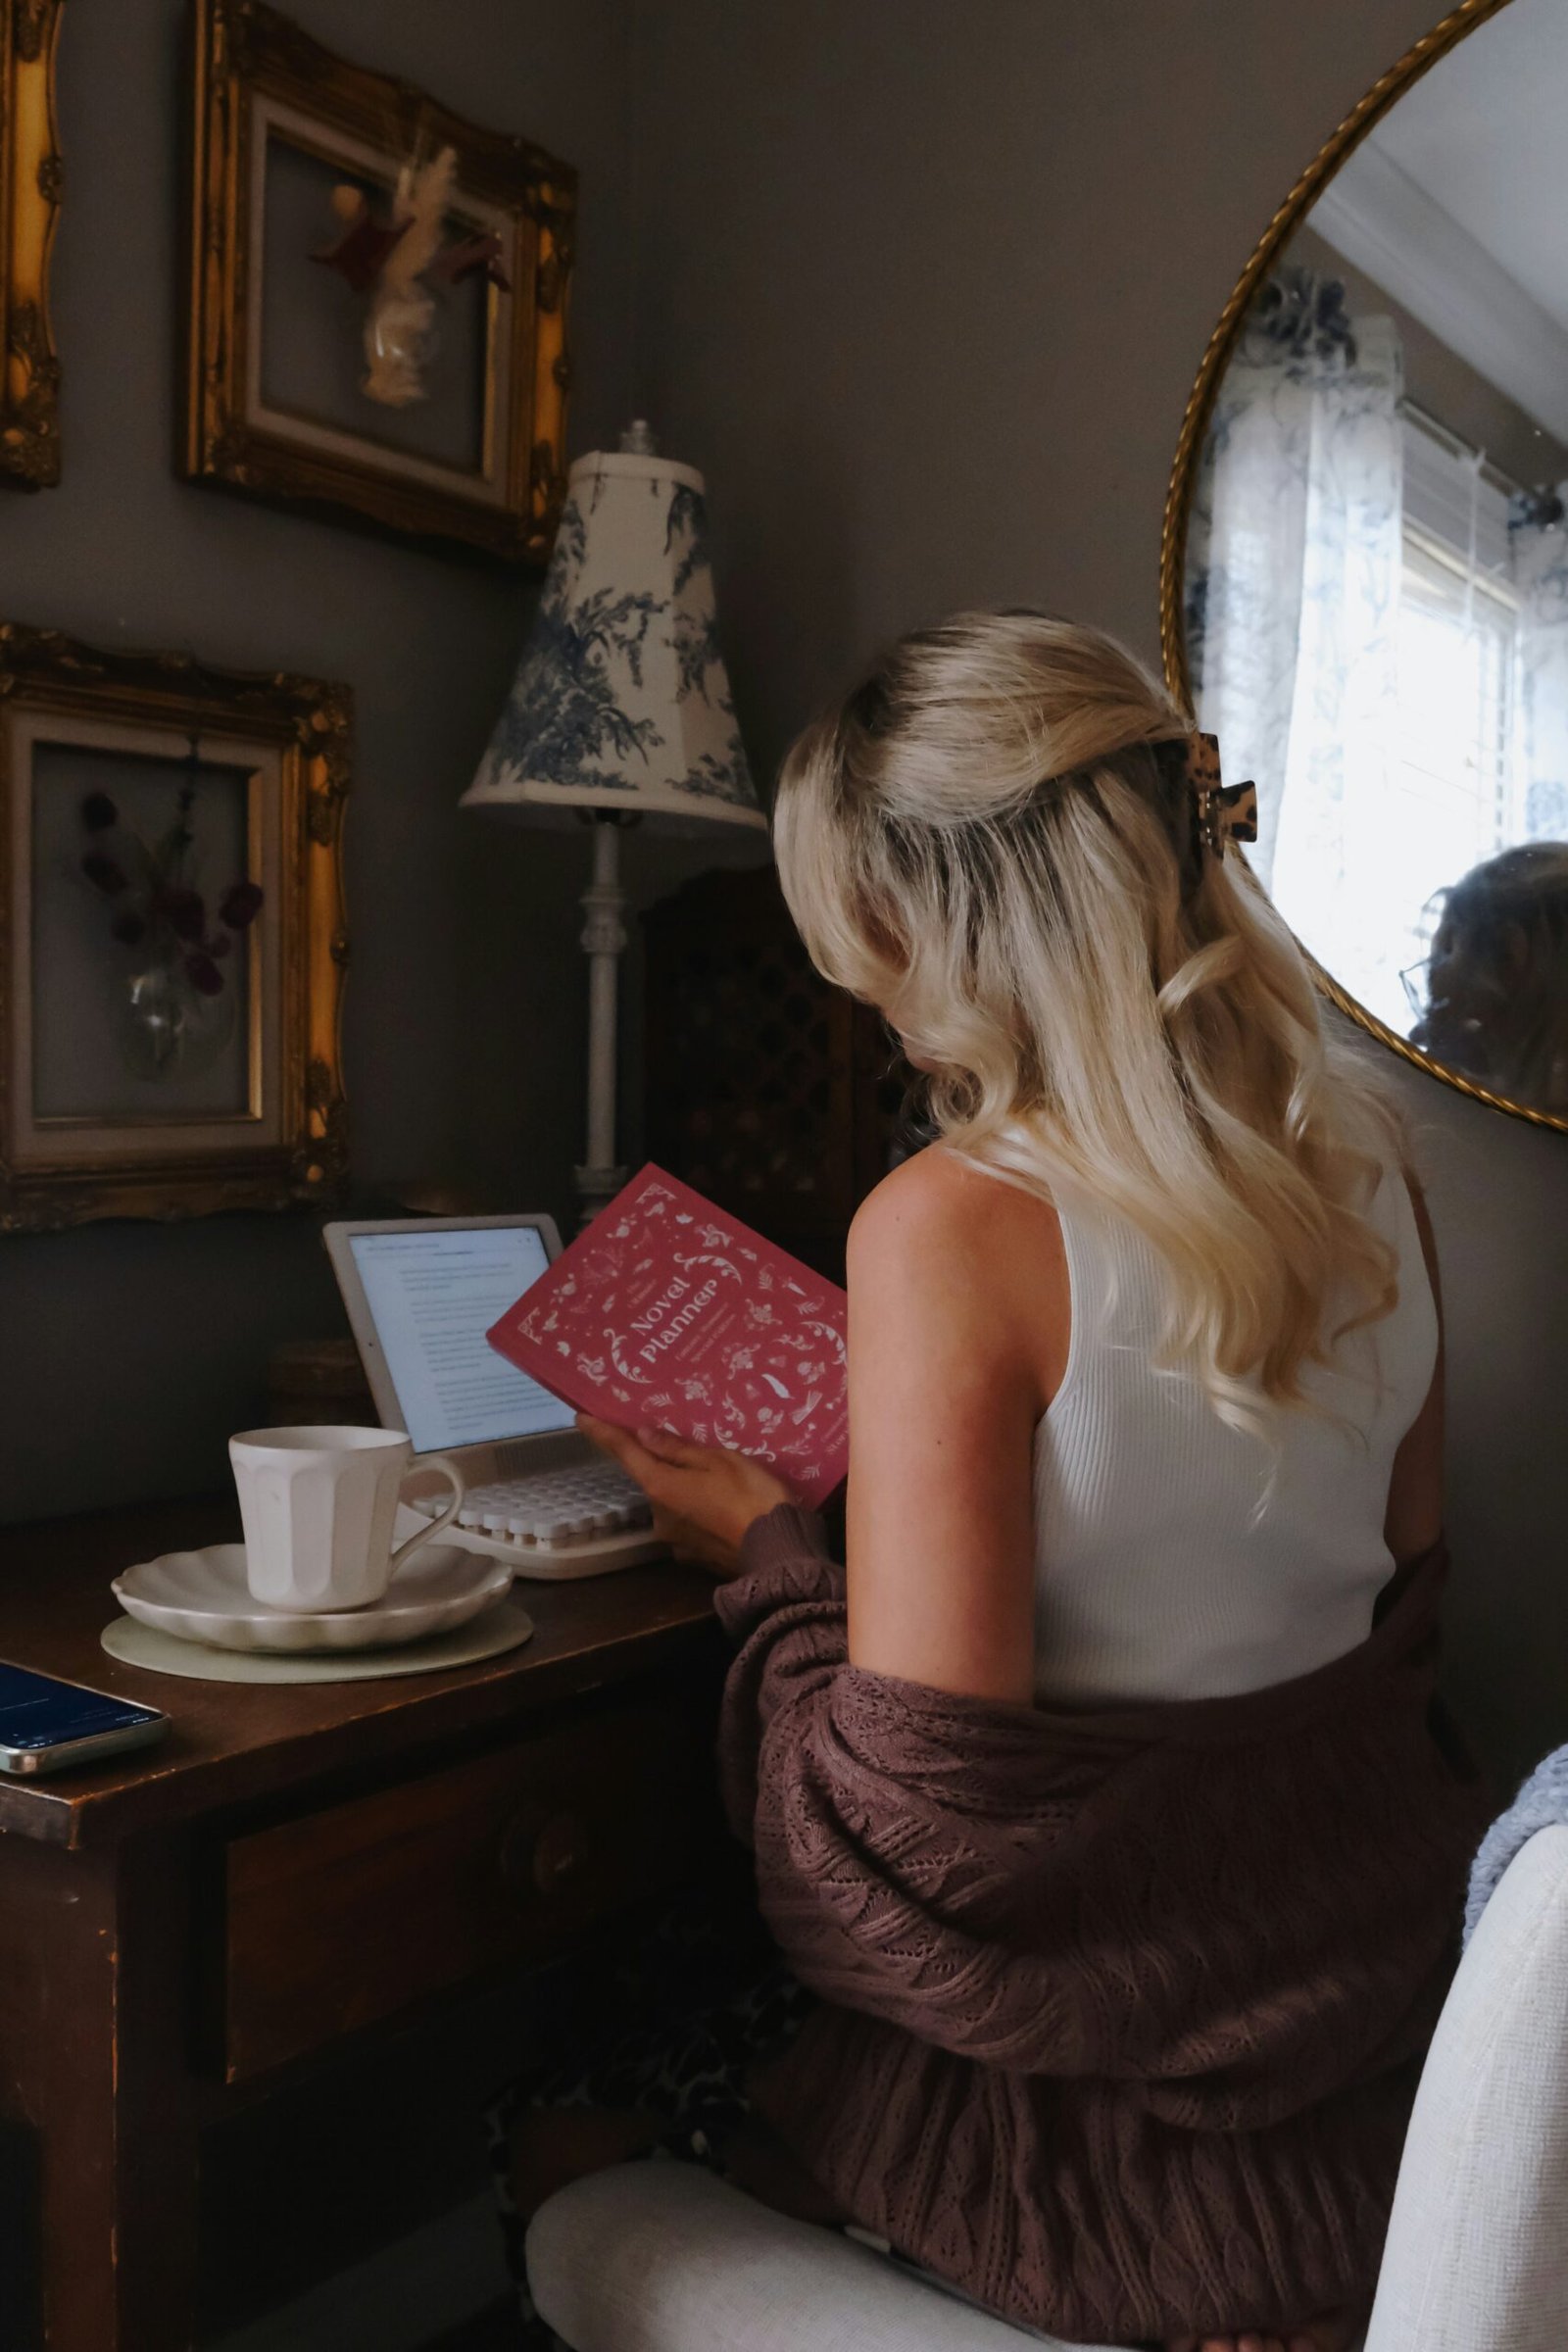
642,863,912,1277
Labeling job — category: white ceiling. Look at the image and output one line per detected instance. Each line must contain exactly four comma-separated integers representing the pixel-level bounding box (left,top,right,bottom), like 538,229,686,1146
1361,0,1568,333
1308,0,1568,440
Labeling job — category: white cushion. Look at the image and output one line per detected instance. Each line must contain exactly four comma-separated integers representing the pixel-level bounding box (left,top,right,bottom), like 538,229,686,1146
525,2161,1114,2352
1364,1825,1568,2352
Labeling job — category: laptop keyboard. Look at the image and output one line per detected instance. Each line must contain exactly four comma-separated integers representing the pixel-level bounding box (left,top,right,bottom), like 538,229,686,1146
412,1461,653,1551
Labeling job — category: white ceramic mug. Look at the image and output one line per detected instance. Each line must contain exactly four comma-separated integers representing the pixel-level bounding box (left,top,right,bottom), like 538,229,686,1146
229,1425,464,1612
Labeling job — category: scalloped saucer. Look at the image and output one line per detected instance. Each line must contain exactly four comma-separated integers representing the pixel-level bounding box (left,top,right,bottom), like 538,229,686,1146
112,1543,511,1654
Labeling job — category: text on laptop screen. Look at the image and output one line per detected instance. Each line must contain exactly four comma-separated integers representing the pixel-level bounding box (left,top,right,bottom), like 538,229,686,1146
348,1226,572,1452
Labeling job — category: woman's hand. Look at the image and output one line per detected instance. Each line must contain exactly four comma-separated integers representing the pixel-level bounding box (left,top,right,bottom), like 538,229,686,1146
577,1416,796,1576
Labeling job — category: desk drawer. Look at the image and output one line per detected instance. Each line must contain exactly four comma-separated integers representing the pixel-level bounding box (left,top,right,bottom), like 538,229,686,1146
223,1694,717,2082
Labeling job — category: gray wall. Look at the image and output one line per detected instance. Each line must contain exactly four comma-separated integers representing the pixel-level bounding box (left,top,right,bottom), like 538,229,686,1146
630,0,1568,1778
7,0,1561,1778
0,0,657,1521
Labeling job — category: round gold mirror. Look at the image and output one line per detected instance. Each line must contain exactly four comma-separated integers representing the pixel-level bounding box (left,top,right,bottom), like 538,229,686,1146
1162,0,1568,1130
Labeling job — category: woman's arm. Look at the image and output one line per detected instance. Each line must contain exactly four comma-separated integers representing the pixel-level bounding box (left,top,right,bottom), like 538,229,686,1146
577,1147,1069,1702
843,1151,1067,1704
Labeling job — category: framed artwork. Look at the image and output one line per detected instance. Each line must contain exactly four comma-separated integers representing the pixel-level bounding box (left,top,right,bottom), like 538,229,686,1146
180,0,575,564
0,624,351,1232
0,0,65,488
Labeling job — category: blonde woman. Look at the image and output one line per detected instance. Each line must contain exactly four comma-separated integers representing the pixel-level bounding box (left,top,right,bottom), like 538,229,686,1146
552,614,1481,2352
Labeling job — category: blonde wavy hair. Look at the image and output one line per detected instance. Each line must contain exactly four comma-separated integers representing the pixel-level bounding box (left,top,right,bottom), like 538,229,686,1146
772,611,1402,1431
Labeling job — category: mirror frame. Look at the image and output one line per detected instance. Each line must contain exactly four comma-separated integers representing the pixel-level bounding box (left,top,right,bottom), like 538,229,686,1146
1155,0,1568,1133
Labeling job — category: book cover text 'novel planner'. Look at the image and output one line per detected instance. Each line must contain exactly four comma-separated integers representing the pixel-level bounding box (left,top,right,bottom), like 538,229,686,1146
486,1167,849,1505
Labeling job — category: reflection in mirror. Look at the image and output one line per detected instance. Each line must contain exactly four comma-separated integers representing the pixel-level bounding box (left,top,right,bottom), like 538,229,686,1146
1180,0,1568,1119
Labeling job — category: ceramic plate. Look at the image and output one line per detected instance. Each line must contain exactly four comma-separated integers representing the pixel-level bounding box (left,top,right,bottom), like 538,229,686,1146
112,1543,512,1654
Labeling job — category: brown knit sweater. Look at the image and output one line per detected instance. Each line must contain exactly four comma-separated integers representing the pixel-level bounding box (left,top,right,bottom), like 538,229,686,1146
713,1503,1489,2346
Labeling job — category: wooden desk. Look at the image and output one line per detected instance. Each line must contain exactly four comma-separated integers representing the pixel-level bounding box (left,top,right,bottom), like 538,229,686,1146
0,1496,723,2351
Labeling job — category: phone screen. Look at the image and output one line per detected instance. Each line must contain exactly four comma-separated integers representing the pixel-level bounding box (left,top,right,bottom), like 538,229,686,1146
0,1661,164,1751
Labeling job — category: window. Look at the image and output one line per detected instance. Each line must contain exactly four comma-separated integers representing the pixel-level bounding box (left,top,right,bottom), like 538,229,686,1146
1390,416,1520,1008
1392,524,1519,999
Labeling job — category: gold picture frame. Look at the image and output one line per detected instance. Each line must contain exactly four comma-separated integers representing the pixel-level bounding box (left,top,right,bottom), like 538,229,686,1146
1154,0,1568,1133
180,0,574,564
1,0,65,488
0,623,351,1231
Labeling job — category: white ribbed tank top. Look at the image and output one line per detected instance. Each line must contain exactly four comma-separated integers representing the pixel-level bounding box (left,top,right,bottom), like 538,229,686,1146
1028,1158,1438,1704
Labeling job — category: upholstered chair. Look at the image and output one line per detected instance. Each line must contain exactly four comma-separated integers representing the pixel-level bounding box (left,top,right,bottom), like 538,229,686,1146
524,1825,1568,2352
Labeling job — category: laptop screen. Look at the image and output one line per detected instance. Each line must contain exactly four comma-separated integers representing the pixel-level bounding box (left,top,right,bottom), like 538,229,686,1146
347,1224,574,1453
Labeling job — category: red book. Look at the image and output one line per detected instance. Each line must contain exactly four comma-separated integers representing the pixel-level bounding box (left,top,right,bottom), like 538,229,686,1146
486,1166,849,1505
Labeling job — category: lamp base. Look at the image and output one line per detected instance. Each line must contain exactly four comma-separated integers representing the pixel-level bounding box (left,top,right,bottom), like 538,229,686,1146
573,819,630,1230
573,1160,628,1229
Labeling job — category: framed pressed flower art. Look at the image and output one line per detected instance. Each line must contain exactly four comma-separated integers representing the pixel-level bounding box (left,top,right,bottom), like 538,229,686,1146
180,0,574,564
0,624,350,1231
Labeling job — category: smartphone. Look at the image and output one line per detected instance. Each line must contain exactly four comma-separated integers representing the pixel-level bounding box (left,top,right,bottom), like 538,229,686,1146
0,1660,170,1777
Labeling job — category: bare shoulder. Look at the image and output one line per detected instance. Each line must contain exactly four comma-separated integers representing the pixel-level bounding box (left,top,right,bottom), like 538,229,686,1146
848,1147,1067,1410
851,1144,1042,1247
848,1147,1065,1312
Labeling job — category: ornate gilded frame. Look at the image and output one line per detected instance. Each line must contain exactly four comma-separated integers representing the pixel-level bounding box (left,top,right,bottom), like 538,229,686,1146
181,0,574,564
0,624,350,1232
1155,0,1568,1134
0,0,65,488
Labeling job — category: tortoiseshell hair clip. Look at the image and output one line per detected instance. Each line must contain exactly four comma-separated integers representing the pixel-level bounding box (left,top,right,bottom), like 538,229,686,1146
1152,731,1258,867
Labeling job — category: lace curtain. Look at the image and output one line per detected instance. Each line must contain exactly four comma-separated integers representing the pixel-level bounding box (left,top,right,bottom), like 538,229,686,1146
1184,278,1404,949
1510,492,1568,843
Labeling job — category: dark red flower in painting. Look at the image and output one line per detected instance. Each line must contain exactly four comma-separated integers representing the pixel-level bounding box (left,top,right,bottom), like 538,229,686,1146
81,850,128,895
159,887,206,941
77,778,255,1003
220,880,265,930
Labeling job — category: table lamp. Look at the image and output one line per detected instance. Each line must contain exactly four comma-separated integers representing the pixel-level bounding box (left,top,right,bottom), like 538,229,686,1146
463,422,766,1226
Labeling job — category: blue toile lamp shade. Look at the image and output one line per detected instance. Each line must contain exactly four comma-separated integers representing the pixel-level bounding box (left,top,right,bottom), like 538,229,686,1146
462,446,766,833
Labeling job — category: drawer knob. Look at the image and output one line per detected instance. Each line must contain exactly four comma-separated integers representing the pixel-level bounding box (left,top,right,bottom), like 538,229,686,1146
500,1808,584,1898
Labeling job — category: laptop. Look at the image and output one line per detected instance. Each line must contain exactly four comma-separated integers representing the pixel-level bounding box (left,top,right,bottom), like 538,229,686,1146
323,1215,663,1581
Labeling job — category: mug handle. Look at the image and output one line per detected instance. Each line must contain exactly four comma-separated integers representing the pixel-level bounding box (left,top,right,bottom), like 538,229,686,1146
389,1454,465,1572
